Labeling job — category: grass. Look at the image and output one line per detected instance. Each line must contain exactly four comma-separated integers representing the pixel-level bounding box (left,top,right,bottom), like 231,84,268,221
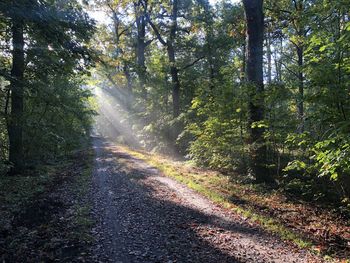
118,145,342,261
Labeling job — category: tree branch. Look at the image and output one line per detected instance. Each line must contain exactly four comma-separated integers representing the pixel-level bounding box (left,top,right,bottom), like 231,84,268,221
278,60,298,78
118,27,129,38
265,7,292,15
146,14,167,46
181,56,205,71
145,38,154,47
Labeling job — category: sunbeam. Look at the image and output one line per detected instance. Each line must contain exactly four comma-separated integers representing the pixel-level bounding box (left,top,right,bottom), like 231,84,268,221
93,84,142,148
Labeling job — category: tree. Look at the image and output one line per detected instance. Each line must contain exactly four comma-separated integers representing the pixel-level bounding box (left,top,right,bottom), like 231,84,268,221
134,0,152,97
147,0,182,118
243,0,273,183
8,5,25,174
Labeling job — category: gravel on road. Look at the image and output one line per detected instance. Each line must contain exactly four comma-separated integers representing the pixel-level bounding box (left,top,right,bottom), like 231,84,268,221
90,136,323,263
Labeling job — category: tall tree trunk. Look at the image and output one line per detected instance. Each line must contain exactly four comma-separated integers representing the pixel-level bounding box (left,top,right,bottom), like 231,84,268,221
293,0,305,133
241,41,246,82
168,44,180,118
336,10,346,121
146,0,180,118
296,45,304,132
207,37,215,90
169,0,180,118
266,30,272,84
243,0,272,183
201,0,215,89
274,37,283,83
8,19,25,174
135,0,148,97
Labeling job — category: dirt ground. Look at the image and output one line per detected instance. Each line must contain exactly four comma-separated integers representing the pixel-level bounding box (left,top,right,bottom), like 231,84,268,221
90,136,323,263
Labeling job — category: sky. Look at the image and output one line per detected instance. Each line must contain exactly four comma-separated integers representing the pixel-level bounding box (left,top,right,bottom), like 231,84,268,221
89,0,240,25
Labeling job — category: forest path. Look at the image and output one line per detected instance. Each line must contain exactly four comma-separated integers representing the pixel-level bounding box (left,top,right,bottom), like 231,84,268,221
90,136,322,263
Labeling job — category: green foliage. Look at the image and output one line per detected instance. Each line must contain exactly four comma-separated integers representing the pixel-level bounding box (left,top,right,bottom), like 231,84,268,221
313,137,350,182
184,78,248,170
0,0,95,171
187,117,246,170
24,77,95,163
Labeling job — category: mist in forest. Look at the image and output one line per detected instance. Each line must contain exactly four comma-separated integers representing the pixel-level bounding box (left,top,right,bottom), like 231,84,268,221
93,84,141,148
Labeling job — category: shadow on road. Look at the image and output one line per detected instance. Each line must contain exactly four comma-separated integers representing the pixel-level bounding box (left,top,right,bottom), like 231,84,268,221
91,136,306,263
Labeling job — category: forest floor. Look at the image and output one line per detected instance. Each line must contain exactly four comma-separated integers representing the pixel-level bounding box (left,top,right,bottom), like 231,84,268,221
0,147,94,262
89,135,327,262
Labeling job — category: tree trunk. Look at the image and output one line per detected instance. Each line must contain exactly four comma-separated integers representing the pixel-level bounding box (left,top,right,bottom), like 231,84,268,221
146,0,180,118
123,63,133,110
241,42,246,82
169,0,180,118
293,0,305,133
8,19,25,174
266,30,272,84
207,40,215,90
243,0,272,183
274,37,283,82
135,0,148,97
297,45,304,132
201,1,215,89
167,44,180,118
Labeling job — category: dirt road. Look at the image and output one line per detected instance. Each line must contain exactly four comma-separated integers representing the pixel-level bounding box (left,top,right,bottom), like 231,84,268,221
90,136,322,263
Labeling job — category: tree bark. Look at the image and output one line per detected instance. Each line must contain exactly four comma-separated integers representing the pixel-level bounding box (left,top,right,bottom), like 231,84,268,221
297,45,304,132
200,0,215,89
243,0,272,183
241,42,246,82
167,44,180,118
266,30,272,84
135,0,148,97
8,18,25,174
169,0,180,118
292,0,305,133
274,37,283,82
